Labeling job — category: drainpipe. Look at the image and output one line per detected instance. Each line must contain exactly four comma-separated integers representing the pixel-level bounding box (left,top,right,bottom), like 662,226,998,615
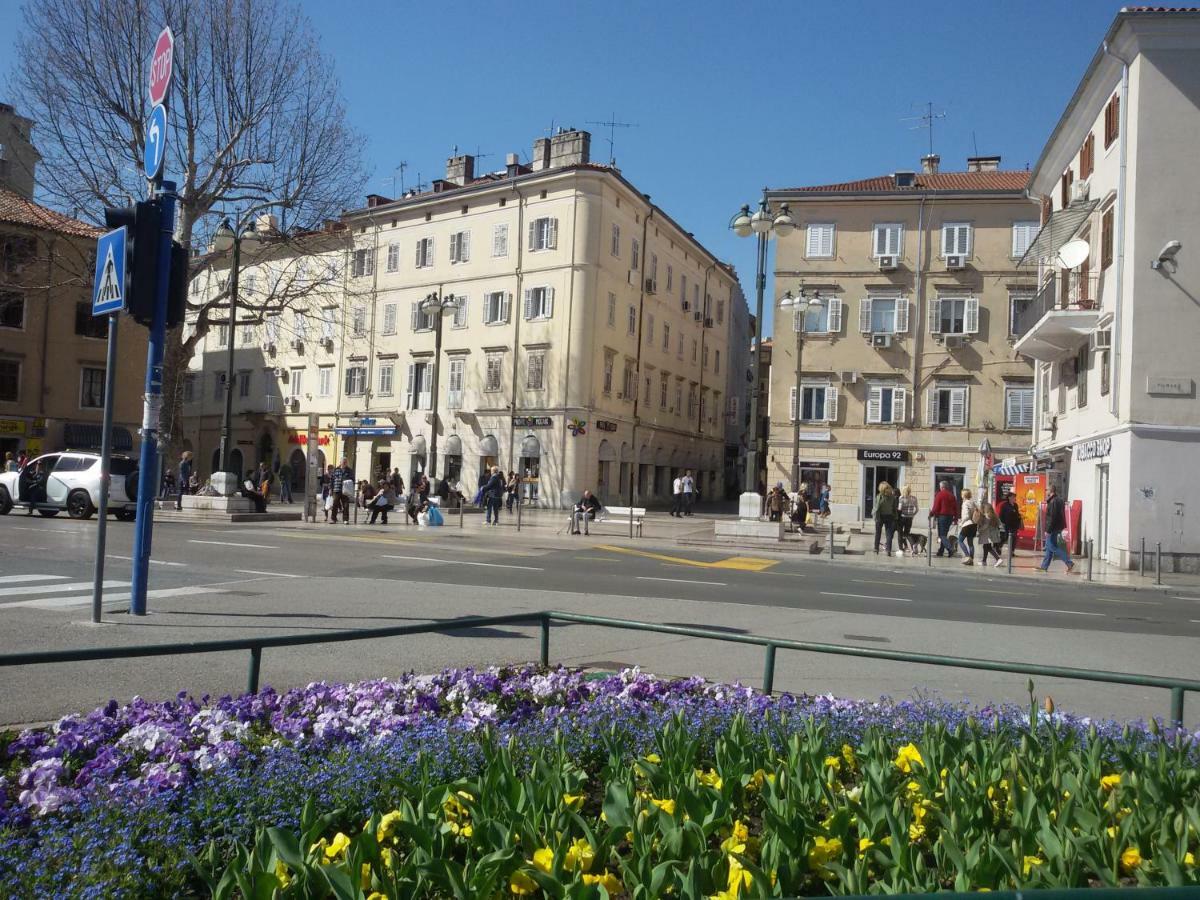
39,236,54,420
911,193,929,428
1103,41,1130,421
507,184,527,475
627,202,653,507
696,262,717,435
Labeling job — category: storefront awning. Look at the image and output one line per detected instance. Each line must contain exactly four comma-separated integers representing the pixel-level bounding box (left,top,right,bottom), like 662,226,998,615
519,435,541,457
479,434,498,457
1018,200,1100,267
63,423,133,452
443,434,462,456
993,463,1028,475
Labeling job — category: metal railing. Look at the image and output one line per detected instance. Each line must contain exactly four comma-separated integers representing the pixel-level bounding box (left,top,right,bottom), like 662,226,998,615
1,611,1196,725
1012,272,1102,337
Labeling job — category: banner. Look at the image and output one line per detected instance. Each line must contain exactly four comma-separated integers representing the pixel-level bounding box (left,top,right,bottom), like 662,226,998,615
1016,473,1045,533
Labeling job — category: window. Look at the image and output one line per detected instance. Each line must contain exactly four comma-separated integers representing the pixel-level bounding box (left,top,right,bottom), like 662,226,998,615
659,372,669,409
1104,92,1119,149
693,284,699,311
627,305,637,336
666,265,673,291
703,346,709,368
451,296,469,328
1079,132,1095,180
796,298,843,334
238,370,252,398
602,351,615,394
217,324,229,347
1100,347,1110,396
492,224,509,258
529,217,557,251
239,323,254,345
213,371,227,401
265,314,280,345
1075,344,1089,408
675,381,683,415
611,223,621,257
378,363,394,397
74,301,108,339
321,307,336,340
526,351,545,390
866,384,907,424
873,223,902,258
406,362,432,407
447,358,465,408
1005,386,1034,429
288,367,303,397
789,384,837,423
386,243,400,273
630,238,640,270
858,297,910,334
646,314,655,345
523,286,554,320
622,360,636,399
650,253,658,283
484,353,503,392
680,274,687,306
410,302,434,332
351,248,374,278
678,333,684,359
242,272,257,294
1008,291,1034,335
1060,169,1073,208
1012,221,1039,258
714,349,720,374
182,373,196,403
929,385,968,427
449,230,471,264
414,237,434,268
606,292,616,327
318,366,333,397
716,299,725,324
382,303,397,334
806,223,835,258
941,223,972,258
0,359,19,402
1101,207,1114,270
931,297,979,335
0,291,24,329
687,385,697,418
690,337,696,361
483,291,510,325
657,322,666,351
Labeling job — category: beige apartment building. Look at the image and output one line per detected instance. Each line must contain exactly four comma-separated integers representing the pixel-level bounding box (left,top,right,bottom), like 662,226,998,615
183,129,745,508
764,158,1039,519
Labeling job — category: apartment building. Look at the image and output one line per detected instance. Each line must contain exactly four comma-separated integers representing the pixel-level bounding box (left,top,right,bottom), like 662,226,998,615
0,103,39,200
1015,8,1200,570
183,129,746,508
765,158,1039,519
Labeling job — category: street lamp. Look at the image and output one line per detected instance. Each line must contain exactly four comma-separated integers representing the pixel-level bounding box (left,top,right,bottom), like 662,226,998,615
779,286,825,492
420,291,460,482
730,196,795,514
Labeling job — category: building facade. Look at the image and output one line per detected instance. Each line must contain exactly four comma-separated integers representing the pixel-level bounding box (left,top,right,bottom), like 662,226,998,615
1015,8,1200,570
183,129,747,508
765,159,1039,519
0,103,39,200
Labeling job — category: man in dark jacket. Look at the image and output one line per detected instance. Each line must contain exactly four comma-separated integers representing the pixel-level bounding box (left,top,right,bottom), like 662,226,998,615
330,458,352,524
483,466,505,525
176,451,193,510
929,481,960,557
1039,484,1075,573
570,490,603,535
996,492,1023,567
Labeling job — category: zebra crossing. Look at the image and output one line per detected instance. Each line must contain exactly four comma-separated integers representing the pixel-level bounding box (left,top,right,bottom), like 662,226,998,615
0,573,219,611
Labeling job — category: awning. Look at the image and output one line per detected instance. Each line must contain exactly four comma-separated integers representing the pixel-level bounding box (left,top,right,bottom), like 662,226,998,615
1018,200,1100,267
443,434,462,456
993,463,1028,475
63,423,133,452
519,435,541,457
479,434,499,457
410,435,427,455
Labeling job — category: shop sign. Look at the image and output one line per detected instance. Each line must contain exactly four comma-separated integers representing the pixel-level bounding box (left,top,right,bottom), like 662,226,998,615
934,465,967,475
287,432,331,446
512,415,552,428
1147,376,1193,396
798,429,831,442
335,426,396,436
595,420,618,433
0,419,27,435
857,448,910,463
799,461,830,469
1074,436,1111,461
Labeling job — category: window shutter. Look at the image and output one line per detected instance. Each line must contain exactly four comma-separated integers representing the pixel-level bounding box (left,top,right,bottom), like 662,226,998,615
1006,389,1020,427
964,297,980,334
544,287,554,319
523,289,534,320
895,297,910,333
875,227,887,256
528,220,537,250
950,387,967,426
454,297,468,326
1021,389,1033,427
448,233,458,261
941,226,952,257
929,298,942,333
806,226,820,257
789,386,797,422
928,388,939,425
547,218,558,249
858,298,873,333
958,226,970,255
866,386,882,424
414,242,422,267
893,387,907,424
461,231,471,262
825,386,838,423
827,298,842,333
503,292,512,322
821,225,834,257
410,302,419,331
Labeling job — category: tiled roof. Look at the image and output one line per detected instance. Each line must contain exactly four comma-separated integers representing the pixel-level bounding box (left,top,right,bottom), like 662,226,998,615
0,188,100,238
1121,7,1200,12
779,170,1030,194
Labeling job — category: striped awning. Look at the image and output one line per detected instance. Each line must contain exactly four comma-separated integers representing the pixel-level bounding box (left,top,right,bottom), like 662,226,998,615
993,463,1028,475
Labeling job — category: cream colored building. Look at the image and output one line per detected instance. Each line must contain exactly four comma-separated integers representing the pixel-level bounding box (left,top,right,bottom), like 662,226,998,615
764,159,1039,519
183,129,746,507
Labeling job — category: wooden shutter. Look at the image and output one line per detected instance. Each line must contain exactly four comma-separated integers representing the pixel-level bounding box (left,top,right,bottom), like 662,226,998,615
460,231,470,262
789,386,797,422
893,387,907,424
866,386,882,424
528,220,537,250
547,218,558,249
1020,388,1033,428
807,225,820,257
928,298,942,333
895,297,910,333
875,226,888,256
950,387,967,426
858,298,873,333
1006,388,1020,428
964,297,980,334
453,297,468,326
544,287,554,319
503,292,512,322
410,302,420,331
941,226,953,257
523,289,535,320
825,386,838,423
927,388,939,425
827,298,843,333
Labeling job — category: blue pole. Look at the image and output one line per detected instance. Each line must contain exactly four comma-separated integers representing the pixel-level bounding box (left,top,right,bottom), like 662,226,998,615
130,181,176,616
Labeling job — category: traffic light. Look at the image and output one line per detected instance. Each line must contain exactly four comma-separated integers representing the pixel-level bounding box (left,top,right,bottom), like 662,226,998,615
102,200,188,329
166,242,188,329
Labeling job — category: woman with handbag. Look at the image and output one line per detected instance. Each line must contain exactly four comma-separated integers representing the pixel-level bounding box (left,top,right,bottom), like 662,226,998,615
959,488,980,566
872,482,899,555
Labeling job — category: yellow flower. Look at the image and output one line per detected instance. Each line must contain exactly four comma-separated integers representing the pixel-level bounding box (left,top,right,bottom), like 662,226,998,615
908,821,927,842
1120,847,1143,872
1022,855,1044,877
727,855,754,893
858,837,875,857
377,809,404,844
721,820,749,855
583,869,623,892
562,792,585,810
381,848,396,871
747,769,766,792
321,832,350,862
1184,851,1195,867
510,870,538,895
644,753,661,764
1106,826,1118,839
905,780,923,799
1100,774,1122,792
650,796,676,815
532,847,554,873
361,862,372,890
696,767,724,790
367,894,386,900
823,755,841,769
807,835,843,872
565,838,595,873
894,743,924,773
841,743,858,769
274,860,292,889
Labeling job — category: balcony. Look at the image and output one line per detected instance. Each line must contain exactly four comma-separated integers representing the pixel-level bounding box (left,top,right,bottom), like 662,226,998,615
1012,272,1102,363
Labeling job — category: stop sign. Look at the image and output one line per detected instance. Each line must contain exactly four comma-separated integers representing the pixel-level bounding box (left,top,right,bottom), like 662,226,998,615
148,27,174,106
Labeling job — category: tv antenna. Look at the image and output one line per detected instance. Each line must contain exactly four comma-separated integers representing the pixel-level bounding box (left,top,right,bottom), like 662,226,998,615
586,112,638,164
389,161,408,196
902,102,947,156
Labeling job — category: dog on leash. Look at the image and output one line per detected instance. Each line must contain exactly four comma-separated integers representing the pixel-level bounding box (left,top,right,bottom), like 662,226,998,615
904,533,928,556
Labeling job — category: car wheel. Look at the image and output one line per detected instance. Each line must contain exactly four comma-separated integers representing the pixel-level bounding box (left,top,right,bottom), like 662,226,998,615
0,486,11,515
38,508,59,517
115,509,136,522
67,489,95,520
124,470,140,501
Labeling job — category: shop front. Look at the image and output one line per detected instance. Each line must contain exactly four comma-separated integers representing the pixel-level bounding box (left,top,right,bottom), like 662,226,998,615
858,448,909,518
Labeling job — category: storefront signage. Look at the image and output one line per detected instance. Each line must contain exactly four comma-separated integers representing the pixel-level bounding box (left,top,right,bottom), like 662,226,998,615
0,419,27,435
857,448,910,463
1074,436,1111,461
335,426,397,437
798,430,831,442
595,420,618,432
935,465,967,475
1147,376,1193,396
287,432,331,446
799,461,830,469
512,416,552,428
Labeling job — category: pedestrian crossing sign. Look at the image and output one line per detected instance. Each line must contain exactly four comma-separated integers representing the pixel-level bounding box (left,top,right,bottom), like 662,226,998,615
92,227,127,315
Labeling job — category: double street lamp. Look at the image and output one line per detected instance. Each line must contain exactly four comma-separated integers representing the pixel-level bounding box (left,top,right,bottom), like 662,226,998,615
779,286,824,492
420,291,460,482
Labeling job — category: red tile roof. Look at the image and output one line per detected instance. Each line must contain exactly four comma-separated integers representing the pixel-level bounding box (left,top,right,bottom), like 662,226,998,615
780,170,1030,194
0,188,100,238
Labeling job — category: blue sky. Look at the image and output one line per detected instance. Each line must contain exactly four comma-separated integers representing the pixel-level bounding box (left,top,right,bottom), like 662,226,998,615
1,0,1116,330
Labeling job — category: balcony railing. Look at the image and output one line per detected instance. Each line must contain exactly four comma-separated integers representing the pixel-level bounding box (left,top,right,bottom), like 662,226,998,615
1013,272,1102,337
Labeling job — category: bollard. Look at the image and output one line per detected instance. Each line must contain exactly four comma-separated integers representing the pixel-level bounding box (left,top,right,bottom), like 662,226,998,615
516,495,523,531
1156,542,1163,585
927,518,933,567
829,525,834,559
459,498,465,529
539,615,551,667
1086,539,1094,581
762,643,777,694
1140,537,1146,577
1170,686,1185,727
629,504,635,539
1007,532,1014,575
247,646,262,694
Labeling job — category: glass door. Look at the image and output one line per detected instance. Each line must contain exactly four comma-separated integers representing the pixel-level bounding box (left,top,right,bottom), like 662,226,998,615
1097,463,1110,558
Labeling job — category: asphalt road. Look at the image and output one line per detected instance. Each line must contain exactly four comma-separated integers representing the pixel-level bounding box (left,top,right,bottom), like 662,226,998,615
2,514,1198,726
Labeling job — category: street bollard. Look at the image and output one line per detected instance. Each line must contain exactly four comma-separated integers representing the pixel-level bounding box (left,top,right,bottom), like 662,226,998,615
459,498,464,529
1156,542,1163,585
1141,537,1146,577
927,518,933,567
630,505,635,539
1086,539,1094,581
829,525,834,559
247,646,262,694
516,495,523,531
1007,532,1014,575
762,643,777,694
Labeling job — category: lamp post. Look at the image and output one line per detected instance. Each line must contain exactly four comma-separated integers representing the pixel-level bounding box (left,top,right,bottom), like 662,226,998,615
779,287,824,492
730,196,796,515
420,291,460,481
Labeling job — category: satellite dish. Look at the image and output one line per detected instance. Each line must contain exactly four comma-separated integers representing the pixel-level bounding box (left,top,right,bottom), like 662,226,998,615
1057,238,1091,269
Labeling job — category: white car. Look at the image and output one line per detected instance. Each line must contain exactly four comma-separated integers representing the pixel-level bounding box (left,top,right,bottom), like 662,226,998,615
0,451,139,520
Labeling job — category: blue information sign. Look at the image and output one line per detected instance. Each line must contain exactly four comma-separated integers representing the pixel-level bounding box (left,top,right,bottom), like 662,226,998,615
92,227,127,315
143,104,167,180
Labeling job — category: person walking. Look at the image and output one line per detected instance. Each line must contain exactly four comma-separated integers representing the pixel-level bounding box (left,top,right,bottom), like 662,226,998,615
790,489,809,531
670,473,684,517
930,480,959,558
997,491,1023,567
390,468,403,495
504,470,519,512
818,483,831,519
320,464,333,522
1039,484,1076,573
896,484,918,553
368,480,395,524
277,464,293,504
330,458,351,524
872,482,899,555
176,451,193,511
484,465,505,525
682,470,696,516
978,501,1004,566
255,462,271,502
958,488,980,565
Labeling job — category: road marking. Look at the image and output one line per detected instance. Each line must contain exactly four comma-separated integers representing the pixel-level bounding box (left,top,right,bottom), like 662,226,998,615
576,556,621,562
107,555,187,567
820,591,913,603
189,539,278,549
968,588,1027,596
593,544,779,572
0,574,69,584
853,579,914,587
235,569,304,578
381,555,544,571
0,580,128,599
637,576,728,586
14,586,224,610
988,605,1105,617
1093,596,1161,605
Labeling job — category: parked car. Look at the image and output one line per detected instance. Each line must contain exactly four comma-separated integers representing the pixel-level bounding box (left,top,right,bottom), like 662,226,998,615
0,452,138,520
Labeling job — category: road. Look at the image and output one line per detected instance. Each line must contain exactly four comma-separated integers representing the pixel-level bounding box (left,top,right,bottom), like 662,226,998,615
1,514,1198,727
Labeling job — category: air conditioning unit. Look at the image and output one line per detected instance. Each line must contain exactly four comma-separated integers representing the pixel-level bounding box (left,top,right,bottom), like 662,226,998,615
704,317,713,328
1091,328,1112,350
626,270,635,285
943,334,965,348
682,300,690,312
693,311,703,322
288,397,300,413
877,255,897,271
945,254,965,270
645,278,657,294
1072,179,1091,203
871,333,893,349
274,367,288,381
840,370,859,384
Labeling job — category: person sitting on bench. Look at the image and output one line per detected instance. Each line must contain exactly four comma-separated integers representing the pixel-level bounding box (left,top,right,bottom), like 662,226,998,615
570,490,603,535
240,471,267,513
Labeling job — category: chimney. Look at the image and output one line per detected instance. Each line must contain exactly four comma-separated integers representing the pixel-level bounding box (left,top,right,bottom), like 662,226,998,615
921,154,940,174
966,155,1001,172
505,152,523,177
365,193,390,208
531,137,551,171
445,154,475,185
549,128,591,169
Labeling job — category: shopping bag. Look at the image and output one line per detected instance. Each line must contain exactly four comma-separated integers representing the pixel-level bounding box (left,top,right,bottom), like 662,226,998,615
473,487,484,506
427,506,444,526
324,495,334,512
417,511,430,527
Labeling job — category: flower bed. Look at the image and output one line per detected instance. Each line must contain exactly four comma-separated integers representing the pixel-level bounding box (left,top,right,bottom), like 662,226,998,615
1,667,1198,897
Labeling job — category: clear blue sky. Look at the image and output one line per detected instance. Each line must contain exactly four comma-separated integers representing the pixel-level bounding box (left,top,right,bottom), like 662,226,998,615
1,0,1117,330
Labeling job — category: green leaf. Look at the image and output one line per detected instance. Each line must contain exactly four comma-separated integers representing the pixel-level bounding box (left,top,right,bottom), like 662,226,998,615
266,827,304,871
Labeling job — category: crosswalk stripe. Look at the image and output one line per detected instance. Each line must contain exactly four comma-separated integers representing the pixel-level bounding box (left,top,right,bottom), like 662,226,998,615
0,574,70,585
3,585,223,611
0,580,129,599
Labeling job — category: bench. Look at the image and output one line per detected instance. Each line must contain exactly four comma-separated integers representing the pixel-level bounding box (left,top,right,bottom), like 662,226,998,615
568,505,646,537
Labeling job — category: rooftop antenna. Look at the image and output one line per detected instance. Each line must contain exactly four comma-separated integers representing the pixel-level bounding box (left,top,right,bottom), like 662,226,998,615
586,112,638,165
972,130,979,157
901,102,947,156
390,161,408,196
473,145,493,166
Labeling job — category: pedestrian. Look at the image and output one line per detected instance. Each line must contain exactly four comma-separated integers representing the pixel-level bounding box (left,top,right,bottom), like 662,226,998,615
16,450,28,470
358,479,376,511
930,480,959,558
484,465,505,525
1039,483,1076,573
897,484,918,552
958,488,980,566
255,462,271,501
176,451,193,511
978,501,1004,566
818,483,831,518
320,464,334,522
670,472,684,517
766,483,788,522
240,470,267,513
277,464,293,504
682,469,695,516
330,458,351,524
997,491,1023,567
872,481,898,555
570,489,603,535
790,490,809,532
159,468,176,500
505,470,519,512
390,468,403,495
368,479,395,524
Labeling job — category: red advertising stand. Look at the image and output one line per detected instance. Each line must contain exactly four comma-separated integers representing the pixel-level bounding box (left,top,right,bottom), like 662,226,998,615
998,473,1046,550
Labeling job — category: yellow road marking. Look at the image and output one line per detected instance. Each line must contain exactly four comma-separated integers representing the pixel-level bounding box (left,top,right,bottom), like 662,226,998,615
576,555,622,562
592,544,778,572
